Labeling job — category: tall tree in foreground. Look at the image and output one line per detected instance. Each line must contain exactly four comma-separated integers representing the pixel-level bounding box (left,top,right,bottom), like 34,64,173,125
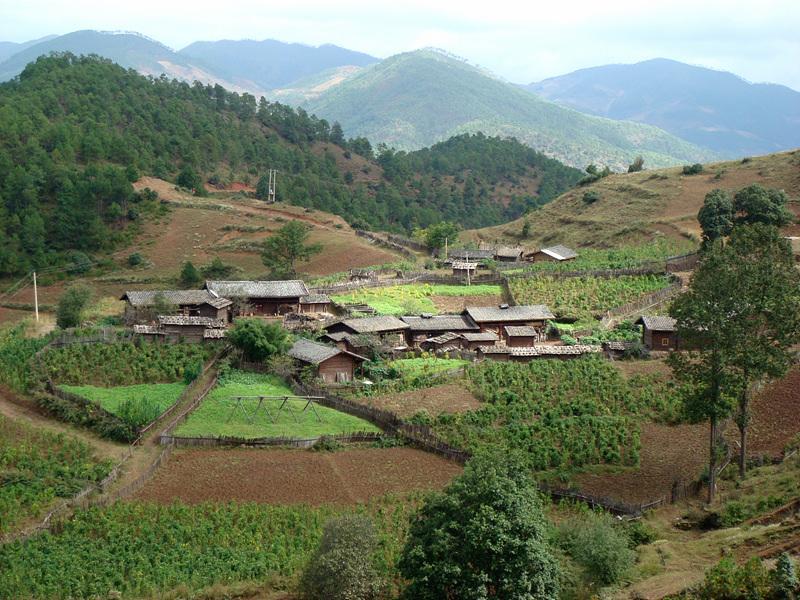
697,189,734,246
260,221,322,279
398,451,559,599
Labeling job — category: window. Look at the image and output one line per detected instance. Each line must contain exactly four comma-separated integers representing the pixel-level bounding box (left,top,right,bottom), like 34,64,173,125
661,337,670,347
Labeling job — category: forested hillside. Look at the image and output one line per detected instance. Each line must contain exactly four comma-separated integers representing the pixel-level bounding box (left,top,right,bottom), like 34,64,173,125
0,54,581,276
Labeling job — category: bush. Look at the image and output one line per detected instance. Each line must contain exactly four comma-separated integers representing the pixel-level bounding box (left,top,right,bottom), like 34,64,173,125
311,436,344,452
560,334,578,346
622,339,649,360
695,557,773,599
582,191,600,204
683,163,704,175
555,511,635,586
179,261,202,287
200,256,238,279
56,284,93,329
227,319,291,362
183,359,203,385
116,395,162,429
126,252,144,267
299,515,384,600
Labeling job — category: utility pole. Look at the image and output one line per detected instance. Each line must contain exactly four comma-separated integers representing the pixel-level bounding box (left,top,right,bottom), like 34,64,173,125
444,236,448,260
267,169,277,203
465,252,471,287
33,271,39,322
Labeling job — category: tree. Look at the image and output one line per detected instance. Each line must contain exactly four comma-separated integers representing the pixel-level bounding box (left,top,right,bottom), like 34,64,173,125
255,174,270,200
773,553,798,599
521,219,531,238
200,256,237,279
627,156,644,173
176,165,204,195
422,221,460,252
260,221,322,279
398,450,560,599
179,261,202,287
299,515,384,600
56,284,93,329
698,189,734,245
683,163,704,175
226,318,291,362
733,184,793,227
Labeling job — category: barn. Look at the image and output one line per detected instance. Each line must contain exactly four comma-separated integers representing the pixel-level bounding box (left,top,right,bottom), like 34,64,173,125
204,280,309,316
287,338,367,384
636,315,678,351
120,290,232,323
527,244,578,263
464,304,554,341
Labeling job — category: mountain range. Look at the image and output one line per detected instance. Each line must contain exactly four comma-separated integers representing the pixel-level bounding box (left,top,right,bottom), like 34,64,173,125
526,58,800,158
0,30,798,168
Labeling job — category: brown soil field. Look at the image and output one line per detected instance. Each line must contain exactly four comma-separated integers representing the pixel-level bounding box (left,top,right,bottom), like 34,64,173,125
353,383,482,418
0,306,30,325
430,293,505,313
746,366,800,457
574,421,708,504
133,447,462,505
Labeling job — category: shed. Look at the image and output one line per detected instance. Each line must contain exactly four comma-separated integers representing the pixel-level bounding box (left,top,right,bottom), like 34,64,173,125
287,338,367,384
420,331,465,352
602,340,632,359
464,304,554,340
451,261,478,277
121,290,232,323
460,331,499,349
204,280,309,316
504,325,543,346
494,246,524,262
400,314,479,347
299,294,332,314
635,316,678,351
157,315,226,343
443,249,493,262
527,245,579,263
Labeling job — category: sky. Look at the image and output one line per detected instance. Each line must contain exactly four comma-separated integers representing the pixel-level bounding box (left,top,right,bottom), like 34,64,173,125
2,0,800,90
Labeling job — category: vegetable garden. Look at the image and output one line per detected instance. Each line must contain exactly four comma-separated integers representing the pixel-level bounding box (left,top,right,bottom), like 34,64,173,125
0,414,112,535
174,371,379,439
331,283,502,316
508,274,671,321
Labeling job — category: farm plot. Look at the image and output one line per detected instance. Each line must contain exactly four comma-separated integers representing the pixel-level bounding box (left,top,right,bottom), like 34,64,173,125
331,283,503,316
388,357,469,378
134,447,462,505
58,383,186,428
0,414,112,534
354,382,482,419
744,366,800,458
508,274,671,321
174,371,379,439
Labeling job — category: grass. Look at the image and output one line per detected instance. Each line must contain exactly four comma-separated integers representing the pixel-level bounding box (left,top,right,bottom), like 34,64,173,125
59,383,186,418
174,371,379,438
388,357,469,378
331,283,502,315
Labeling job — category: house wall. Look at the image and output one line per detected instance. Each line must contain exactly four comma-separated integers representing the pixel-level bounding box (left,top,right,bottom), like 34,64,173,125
645,329,677,350
318,354,357,383
477,320,542,341
464,339,496,350
161,324,207,343
244,297,302,316
195,304,229,320
299,302,330,314
507,335,537,347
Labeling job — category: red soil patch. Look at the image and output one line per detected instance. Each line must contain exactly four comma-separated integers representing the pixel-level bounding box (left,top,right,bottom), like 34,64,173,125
0,306,29,325
747,367,800,457
573,421,708,504
133,447,462,505
430,294,505,313
353,383,482,419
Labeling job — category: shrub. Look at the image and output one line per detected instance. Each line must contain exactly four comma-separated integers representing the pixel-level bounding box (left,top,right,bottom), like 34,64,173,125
126,252,144,267
56,284,93,329
227,319,291,362
183,359,203,384
582,191,600,204
696,557,773,599
560,334,578,346
299,515,384,600
311,436,344,452
683,163,704,175
201,256,238,279
622,340,649,360
773,553,798,599
627,156,645,173
117,395,162,429
179,261,202,287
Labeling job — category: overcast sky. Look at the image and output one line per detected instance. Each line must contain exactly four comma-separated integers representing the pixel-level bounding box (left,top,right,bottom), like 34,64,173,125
3,0,799,90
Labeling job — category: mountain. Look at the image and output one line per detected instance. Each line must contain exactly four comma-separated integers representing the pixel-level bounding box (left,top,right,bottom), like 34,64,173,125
180,39,378,91
467,150,800,250
0,35,58,62
0,30,249,92
301,49,717,170
526,58,800,158
0,54,581,276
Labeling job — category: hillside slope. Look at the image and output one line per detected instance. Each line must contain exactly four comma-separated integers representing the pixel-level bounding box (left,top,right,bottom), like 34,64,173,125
180,39,378,91
467,150,800,249
303,49,717,170
527,58,800,158
0,35,58,62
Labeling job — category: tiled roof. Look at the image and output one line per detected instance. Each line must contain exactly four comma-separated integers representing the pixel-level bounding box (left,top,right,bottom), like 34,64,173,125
322,331,351,342
205,280,309,298
451,261,478,270
495,246,524,259
121,290,229,307
465,305,555,323
288,339,367,365
539,245,578,261
447,249,493,260
300,294,331,304
603,341,631,351
203,328,227,339
401,314,479,332
461,331,499,342
158,315,226,328
133,324,164,335
337,315,410,333
424,331,463,345
504,326,540,337
636,316,677,332
478,344,600,356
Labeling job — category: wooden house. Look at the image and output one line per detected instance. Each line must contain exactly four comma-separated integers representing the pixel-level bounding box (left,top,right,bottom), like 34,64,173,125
420,331,465,352
287,338,367,384
325,315,409,347
494,246,524,262
299,294,332,315
463,304,554,341
527,244,578,263
204,280,309,316
400,314,479,347
157,315,226,343
460,331,499,349
452,261,478,278
121,290,232,323
635,316,678,351
504,326,543,347
602,340,632,359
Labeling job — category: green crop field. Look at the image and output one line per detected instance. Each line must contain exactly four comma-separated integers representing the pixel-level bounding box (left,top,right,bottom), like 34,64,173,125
388,357,469,378
0,415,112,534
58,383,186,420
174,371,379,439
331,283,502,315
509,274,671,321
0,497,416,599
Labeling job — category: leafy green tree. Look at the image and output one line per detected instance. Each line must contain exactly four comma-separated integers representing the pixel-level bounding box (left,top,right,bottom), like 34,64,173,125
627,156,644,172
583,190,601,204
773,553,798,599
56,284,93,329
176,165,205,196
201,256,238,279
733,184,793,227
179,261,202,287
683,163,704,175
226,318,291,362
698,189,734,245
255,174,271,200
299,515,384,600
521,219,531,237
422,221,460,251
697,557,774,600
398,450,560,600
260,221,322,279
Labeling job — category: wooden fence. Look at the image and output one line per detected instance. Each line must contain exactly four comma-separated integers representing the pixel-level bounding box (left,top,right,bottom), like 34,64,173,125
161,431,383,448
354,230,419,259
